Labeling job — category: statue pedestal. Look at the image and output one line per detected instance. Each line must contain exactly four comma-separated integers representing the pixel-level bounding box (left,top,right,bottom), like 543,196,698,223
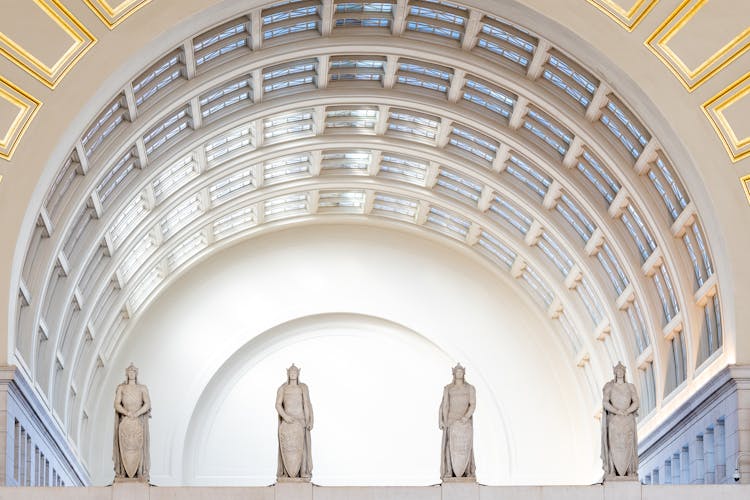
441,479,477,500
112,480,149,500
276,479,313,500
604,479,640,500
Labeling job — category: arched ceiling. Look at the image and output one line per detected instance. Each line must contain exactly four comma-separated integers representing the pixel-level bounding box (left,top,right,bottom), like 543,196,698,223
0,0,748,482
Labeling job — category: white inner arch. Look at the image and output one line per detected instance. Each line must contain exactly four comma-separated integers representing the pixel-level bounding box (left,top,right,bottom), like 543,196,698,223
87,224,598,485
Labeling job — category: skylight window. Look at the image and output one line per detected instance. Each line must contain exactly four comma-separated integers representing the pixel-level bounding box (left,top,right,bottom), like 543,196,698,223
576,149,619,204
263,60,316,93
387,109,439,139
436,168,482,204
325,107,379,129
477,230,515,268
462,78,515,119
596,242,629,295
264,155,311,182
262,1,320,40
406,1,467,41
506,153,551,198
128,267,162,313
371,193,418,219
152,154,198,204
160,194,201,240
378,154,427,182
521,265,554,308
396,60,451,93
523,107,572,156
193,18,250,67
143,107,191,156
329,57,385,81
449,126,498,163
488,194,532,234
264,193,309,220
210,168,254,204
317,190,366,212
620,204,656,262
82,95,127,158
476,16,535,68
97,148,139,207
133,50,184,108
205,125,253,165
600,95,650,159
542,52,597,109
321,151,371,172
538,231,573,276
200,77,251,120
426,206,470,239
109,193,149,250
647,153,689,221
213,207,255,240
167,231,206,271
119,235,157,283
334,2,393,28
556,193,594,242
264,111,314,140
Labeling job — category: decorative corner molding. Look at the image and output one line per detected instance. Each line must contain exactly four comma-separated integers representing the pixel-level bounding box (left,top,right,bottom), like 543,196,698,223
645,0,750,91
0,78,41,161
741,175,750,204
84,0,151,29
0,0,96,89
586,0,658,32
703,72,750,163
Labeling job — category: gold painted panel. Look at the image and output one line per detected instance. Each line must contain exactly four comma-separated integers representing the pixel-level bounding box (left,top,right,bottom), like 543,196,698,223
704,72,750,162
0,78,42,161
742,174,750,204
646,0,750,90
84,0,151,29
586,0,658,31
0,0,96,89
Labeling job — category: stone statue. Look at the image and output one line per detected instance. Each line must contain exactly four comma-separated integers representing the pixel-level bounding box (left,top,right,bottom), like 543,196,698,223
601,362,639,481
440,363,476,480
276,364,313,481
113,363,151,481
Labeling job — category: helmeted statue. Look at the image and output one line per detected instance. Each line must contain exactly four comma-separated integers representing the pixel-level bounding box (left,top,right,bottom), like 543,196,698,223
601,362,639,481
276,364,313,481
439,363,476,480
113,363,151,481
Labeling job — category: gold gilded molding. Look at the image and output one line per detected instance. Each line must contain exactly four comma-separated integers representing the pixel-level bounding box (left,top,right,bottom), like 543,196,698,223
586,0,658,31
84,0,151,29
0,78,42,161
646,0,750,91
742,175,750,204
703,72,750,162
0,0,96,89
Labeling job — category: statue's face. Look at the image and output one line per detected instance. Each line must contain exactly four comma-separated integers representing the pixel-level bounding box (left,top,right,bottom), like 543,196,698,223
614,366,626,379
288,367,299,380
126,368,137,381
454,368,465,380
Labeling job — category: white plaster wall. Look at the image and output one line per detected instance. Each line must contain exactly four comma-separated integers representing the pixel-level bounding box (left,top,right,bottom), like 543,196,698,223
86,224,596,485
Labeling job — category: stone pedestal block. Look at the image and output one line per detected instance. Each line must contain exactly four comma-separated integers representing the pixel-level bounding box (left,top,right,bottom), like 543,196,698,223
112,481,149,500
276,480,313,500
603,480,640,500
442,480,478,500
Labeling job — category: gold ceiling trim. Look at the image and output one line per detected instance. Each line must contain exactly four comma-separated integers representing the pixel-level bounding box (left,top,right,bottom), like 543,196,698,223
742,175,750,205
0,0,96,89
646,0,750,91
84,0,151,29
585,0,658,31
703,72,750,162
0,78,42,161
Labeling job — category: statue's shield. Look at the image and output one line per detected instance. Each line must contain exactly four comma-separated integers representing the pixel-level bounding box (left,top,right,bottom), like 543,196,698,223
279,420,304,477
609,416,633,476
118,416,143,478
449,421,472,477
